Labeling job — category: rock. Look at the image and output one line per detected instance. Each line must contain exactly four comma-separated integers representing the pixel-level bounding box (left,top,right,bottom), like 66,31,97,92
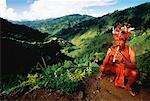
78,91,84,99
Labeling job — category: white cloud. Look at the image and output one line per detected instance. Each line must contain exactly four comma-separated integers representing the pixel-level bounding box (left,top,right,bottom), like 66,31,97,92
0,0,21,20
0,0,117,21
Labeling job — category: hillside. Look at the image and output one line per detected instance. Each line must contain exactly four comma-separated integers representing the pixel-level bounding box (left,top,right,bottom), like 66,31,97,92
1,18,72,82
13,14,94,36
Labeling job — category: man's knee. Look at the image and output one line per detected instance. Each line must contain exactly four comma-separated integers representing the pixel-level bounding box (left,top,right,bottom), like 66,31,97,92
131,70,138,78
100,65,115,74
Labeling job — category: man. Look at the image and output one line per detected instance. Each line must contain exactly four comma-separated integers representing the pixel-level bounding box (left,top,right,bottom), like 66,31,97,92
98,22,138,96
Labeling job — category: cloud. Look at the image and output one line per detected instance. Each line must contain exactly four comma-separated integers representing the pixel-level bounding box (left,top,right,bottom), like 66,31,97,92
0,0,117,21
0,0,20,20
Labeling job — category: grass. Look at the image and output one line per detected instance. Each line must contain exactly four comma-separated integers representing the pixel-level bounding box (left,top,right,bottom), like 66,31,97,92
71,29,97,46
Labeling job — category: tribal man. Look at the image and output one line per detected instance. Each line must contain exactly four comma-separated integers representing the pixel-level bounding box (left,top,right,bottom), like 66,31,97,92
97,22,139,96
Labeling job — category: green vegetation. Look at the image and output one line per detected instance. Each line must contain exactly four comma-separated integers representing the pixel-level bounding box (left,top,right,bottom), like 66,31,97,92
1,54,101,97
1,2,150,98
129,29,150,82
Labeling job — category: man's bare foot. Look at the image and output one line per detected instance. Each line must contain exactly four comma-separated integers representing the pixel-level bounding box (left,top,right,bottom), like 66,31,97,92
110,76,115,82
115,82,125,89
129,90,136,97
125,86,136,96
115,84,125,89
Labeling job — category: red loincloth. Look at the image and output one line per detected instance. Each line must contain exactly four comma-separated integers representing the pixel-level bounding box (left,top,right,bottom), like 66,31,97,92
115,64,125,88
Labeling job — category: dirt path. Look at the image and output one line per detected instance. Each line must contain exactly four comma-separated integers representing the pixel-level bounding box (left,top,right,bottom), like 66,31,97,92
81,76,150,101
4,76,149,101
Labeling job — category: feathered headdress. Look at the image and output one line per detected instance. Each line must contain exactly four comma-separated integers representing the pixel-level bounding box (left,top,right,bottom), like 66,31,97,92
112,23,134,41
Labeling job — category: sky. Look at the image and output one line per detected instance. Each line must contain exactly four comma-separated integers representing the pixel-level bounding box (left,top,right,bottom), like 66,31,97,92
0,0,149,21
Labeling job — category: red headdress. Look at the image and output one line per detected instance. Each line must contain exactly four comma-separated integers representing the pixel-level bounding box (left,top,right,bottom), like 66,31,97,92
112,24,134,42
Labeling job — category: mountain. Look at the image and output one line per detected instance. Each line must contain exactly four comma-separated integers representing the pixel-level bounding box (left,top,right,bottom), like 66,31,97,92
12,14,94,36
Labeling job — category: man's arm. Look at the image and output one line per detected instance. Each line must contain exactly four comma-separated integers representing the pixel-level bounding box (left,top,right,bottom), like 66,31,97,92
103,48,111,66
125,47,137,69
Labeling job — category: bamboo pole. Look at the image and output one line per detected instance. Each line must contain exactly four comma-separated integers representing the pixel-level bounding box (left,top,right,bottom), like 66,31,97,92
113,46,120,63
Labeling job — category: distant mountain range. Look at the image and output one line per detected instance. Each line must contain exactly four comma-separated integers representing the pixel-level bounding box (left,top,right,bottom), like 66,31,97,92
12,14,94,36
11,3,150,41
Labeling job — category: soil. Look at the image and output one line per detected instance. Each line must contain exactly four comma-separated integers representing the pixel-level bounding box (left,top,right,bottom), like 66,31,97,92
2,76,150,101
81,76,150,101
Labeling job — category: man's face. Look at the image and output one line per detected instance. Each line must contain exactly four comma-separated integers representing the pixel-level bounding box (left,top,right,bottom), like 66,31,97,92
115,39,125,48
113,28,127,49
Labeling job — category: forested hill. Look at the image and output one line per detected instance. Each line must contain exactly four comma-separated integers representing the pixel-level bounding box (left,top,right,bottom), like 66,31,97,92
12,14,94,36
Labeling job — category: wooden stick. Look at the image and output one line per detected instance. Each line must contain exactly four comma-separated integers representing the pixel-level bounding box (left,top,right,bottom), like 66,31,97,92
113,46,120,63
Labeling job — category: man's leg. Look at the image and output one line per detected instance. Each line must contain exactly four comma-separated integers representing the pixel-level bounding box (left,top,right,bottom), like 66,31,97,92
97,65,116,80
125,69,138,96
115,66,125,88
97,65,107,79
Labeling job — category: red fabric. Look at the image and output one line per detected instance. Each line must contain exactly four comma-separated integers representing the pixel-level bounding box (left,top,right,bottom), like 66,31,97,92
115,64,125,87
101,45,131,87
114,46,130,87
